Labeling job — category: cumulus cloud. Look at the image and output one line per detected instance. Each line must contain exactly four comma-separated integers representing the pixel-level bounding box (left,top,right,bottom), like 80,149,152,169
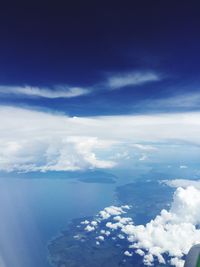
0,137,115,172
107,71,160,90
0,135,115,172
81,186,200,267
84,225,95,232
0,107,117,172
118,234,125,239
1,106,200,172
135,249,145,256
96,235,104,241
80,220,90,225
124,250,132,257
0,85,89,98
180,165,188,169
91,221,98,227
100,230,110,236
99,205,130,220
121,186,200,266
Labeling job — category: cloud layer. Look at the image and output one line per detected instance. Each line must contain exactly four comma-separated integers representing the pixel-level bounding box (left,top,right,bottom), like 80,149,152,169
0,135,115,172
1,106,200,172
80,185,200,267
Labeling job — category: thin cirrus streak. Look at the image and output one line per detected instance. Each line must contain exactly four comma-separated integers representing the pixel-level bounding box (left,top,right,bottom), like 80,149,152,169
0,85,90,98
107,71,161,90
0,70,160,99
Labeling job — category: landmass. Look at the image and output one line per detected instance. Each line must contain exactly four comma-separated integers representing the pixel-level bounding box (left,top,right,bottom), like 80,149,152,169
48,218,141,267
47,180,173,267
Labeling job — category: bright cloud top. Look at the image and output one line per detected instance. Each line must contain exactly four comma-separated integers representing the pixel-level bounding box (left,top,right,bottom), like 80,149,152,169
107,71,160,90
80,186,200,267
163,179,200,190
0,136,115,172
0,85,89,98
1,106,200,172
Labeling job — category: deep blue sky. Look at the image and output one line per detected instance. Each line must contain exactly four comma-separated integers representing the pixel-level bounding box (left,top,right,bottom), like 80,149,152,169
0,1,200,116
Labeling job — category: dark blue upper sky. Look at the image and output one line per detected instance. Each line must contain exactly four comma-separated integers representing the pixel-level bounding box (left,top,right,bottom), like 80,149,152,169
1,1,200,116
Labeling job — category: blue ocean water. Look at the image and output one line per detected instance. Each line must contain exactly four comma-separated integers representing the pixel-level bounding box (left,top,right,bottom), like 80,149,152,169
0,176,117,267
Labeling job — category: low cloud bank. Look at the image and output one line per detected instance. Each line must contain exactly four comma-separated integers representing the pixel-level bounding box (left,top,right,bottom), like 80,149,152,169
1,106,200,172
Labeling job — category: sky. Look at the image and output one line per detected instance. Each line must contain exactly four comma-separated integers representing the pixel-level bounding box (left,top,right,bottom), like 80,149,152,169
0,1,200,115
1,1,200,172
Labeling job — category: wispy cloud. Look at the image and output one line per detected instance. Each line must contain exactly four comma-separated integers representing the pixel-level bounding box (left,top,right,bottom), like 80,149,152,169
107,71,160,90
139,92,200,110
0,70,161,98
0,85,90,98
132,144,157,151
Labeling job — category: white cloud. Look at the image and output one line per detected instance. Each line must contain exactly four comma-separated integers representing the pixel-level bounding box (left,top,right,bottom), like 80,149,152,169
91,221,98,227
132,144,157,151
121,186,200,266
180,165,188,169
107,71,160,90
98,205,130,220
81,220,90,225
0,85,89,98
81,186,200,267
0,106,116,171
124,251,132,257
170,257,185,267
139,154,148,161
106,216,133,231
0,136,115,172
141,92,200,109
1,106,200,172
163,179,200,190
84,225,95,232
135,249,145,256
100,230,110,236
143,253,155,265
118,234,125,239
96,235,104,241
